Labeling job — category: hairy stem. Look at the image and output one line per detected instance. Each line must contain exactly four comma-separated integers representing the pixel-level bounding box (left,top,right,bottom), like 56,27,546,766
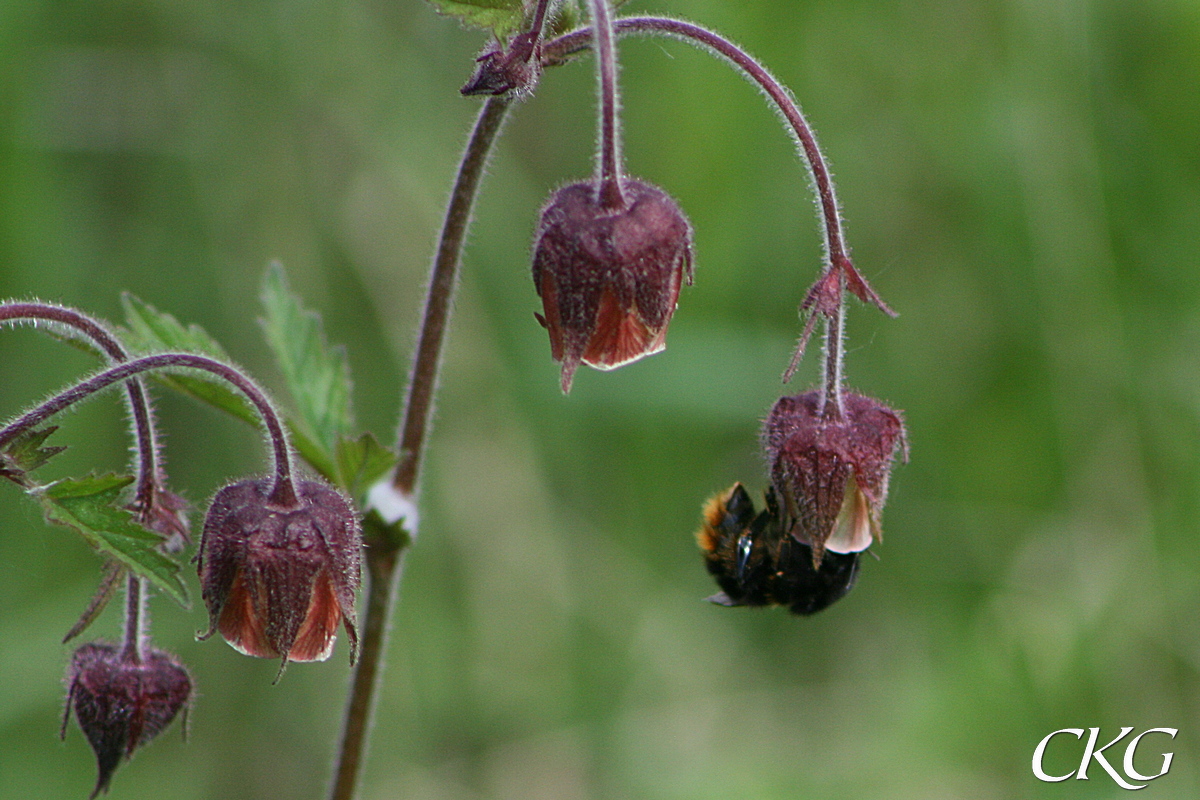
120,573,146,663
819,281,846,420
390,96,512,498
545,16,847,265
588,0,625,208
327,524,404,800
0,303,160,513
333,95,512,800
530,0,553,38
0,303,168,653
0,352,298,507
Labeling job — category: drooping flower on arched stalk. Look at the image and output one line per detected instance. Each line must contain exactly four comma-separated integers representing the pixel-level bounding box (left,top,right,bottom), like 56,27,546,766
533,179,693,391
763,389,907,567
531,0,693,393
63,642,192,800
0,350,362,681
197,476,361,679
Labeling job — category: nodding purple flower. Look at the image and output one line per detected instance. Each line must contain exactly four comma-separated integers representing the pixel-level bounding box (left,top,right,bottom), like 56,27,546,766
532,178,693,393
63,642,192,799
763,390,906,566
197,478,361,676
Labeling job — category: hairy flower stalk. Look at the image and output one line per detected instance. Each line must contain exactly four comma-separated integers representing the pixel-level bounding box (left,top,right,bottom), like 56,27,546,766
0,303,165,517
590,0,624,209
332,96,513,800
542,16,896,385
532,3,694,391
0,352,299,508
0,303,190,721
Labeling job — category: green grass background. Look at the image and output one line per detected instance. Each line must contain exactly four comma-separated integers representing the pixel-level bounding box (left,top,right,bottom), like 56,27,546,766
1,0,1199,798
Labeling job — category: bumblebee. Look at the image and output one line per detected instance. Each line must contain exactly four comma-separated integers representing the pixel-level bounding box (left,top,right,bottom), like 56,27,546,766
696,482,859,615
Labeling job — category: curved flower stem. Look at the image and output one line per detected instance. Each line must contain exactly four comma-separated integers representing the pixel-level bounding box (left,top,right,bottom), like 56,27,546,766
588,0,625,209
543,16,896,387
0,303,166,653
0,352,298,508
331,95,512,800
0,303,160,511
544,16,851,270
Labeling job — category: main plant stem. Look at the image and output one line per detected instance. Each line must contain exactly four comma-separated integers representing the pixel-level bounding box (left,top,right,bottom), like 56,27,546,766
390,96,511,497
329,95,512,800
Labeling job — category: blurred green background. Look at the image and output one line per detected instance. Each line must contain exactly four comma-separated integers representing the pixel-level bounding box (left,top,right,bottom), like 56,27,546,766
2,0,1199,798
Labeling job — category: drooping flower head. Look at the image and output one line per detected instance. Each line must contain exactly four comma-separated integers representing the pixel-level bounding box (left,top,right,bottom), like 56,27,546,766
63,642,192,799
197,478,361,678
532,178,693,392
763,390,906,566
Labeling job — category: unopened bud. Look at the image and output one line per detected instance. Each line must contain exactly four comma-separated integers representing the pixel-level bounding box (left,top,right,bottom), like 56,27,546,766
197,478,361,676
63,642,191,799
762,390,906,566
461,31,541,97
532,179,693,392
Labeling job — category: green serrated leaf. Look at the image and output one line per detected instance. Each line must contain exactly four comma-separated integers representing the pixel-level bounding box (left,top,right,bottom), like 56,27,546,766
546,0,582,38
119,294,258,427
428,0,630,43
286,419,339,486
427,0,527,38
36,473,189,606
260,263,353,471
335,432,398,504
0,425,67,485
121,292,231,358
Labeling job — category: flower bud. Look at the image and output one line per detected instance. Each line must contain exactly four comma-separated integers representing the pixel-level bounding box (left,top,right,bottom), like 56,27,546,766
132,487,190,554
197,478,361,675
63,642,192,799
696,483,859,615
532,179,693,392
461,31,541,97
763,390,906,566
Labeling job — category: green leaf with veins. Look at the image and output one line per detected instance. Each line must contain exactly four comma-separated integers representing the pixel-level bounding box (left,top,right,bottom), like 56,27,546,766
119,293,258,427
335,432,398,506
426,0,527,38
259,262,354,479
0,426,67,486
35,473,188,606
427,0,629,40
